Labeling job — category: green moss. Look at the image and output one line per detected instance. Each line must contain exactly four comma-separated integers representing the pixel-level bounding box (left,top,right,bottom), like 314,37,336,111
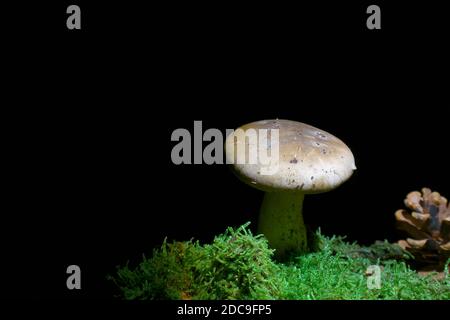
109,223,450,300
108,223,281,299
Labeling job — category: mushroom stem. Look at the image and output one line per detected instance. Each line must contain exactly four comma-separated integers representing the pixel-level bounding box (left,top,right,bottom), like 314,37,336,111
257,191,307,259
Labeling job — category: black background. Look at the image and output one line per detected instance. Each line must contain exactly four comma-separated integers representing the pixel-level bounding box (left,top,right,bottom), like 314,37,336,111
2,1,449,301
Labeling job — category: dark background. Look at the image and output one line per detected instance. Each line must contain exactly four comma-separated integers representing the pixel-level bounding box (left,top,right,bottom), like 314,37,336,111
2,1,449,299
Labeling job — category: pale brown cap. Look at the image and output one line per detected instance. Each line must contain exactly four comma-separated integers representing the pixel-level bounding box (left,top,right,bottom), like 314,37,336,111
225,119,356,193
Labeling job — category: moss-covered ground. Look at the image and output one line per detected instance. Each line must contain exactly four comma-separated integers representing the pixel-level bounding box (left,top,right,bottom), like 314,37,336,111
109,223,450,300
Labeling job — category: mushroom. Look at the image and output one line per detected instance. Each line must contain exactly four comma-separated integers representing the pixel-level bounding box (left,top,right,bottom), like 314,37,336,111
225,119,356,259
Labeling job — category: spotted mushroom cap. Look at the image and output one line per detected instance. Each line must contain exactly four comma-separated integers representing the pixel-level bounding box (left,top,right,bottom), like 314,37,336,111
225,119,356,193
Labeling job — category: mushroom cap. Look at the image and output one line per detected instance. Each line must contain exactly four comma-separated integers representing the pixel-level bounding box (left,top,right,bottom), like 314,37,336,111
225,119,356,194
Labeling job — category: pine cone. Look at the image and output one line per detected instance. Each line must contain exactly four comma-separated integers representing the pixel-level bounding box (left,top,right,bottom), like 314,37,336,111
395,188,450,271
